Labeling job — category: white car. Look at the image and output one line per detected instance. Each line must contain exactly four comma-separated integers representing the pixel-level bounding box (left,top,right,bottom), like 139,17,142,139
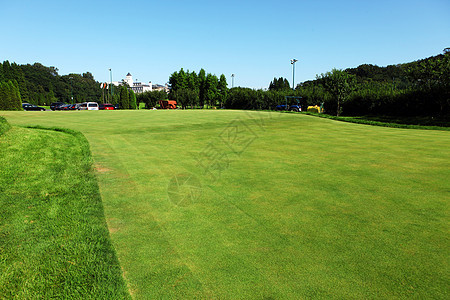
79,102,99,110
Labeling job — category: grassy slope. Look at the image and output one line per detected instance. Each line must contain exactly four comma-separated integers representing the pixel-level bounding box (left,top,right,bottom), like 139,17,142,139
0,121,129,298
1,110,449,298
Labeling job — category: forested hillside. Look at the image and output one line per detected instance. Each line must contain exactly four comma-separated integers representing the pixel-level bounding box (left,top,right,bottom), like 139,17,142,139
298,50,449,116
0,61,101,105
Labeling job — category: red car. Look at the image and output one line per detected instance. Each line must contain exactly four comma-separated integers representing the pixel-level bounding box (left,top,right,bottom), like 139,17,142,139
99,103,115,110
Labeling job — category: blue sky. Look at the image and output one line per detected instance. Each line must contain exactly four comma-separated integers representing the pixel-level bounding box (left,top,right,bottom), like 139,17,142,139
1,0,449,89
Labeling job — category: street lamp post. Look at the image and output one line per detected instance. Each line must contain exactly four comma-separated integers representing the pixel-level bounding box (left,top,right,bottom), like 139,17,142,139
69,76,73,103
290,59,298,91
231,74,235,88
109,68,113,102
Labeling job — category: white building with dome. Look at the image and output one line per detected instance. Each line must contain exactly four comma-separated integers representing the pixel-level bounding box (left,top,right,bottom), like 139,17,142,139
112,73,169,93
112,72,153,94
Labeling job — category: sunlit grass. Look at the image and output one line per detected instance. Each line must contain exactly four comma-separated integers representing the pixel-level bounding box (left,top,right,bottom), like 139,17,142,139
1,110,449,298
0,122,129,298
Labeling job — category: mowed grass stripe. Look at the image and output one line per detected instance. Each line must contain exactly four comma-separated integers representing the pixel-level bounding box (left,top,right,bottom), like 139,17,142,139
1,110,449,298
0,125,129,299
104,132,303,298
96,135,207,298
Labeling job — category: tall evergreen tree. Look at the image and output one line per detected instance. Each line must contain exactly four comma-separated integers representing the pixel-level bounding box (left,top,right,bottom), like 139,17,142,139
218,74,228,108
0,82,7,110
0,80,22,110
6,81,15,109
119,85,130,109
198,68,206,107
11,81,22,110
129,89,137,109
269,77,290,91
205,73,218,107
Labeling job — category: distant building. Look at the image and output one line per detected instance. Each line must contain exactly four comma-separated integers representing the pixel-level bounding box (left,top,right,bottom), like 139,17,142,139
112,73,168,94
152,83,170,93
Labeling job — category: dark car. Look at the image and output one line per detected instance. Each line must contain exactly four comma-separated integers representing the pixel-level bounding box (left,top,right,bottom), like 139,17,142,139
57,104,76,111
68,104,79,110
99,103,115,110
50,102,66,111
22,103,46,111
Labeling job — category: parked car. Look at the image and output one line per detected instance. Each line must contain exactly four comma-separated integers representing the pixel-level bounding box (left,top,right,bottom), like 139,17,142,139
22,103,46,111
99,103,115,110
59,104,72,111
50,102,66,111
67,104,79,110
79,102,99,110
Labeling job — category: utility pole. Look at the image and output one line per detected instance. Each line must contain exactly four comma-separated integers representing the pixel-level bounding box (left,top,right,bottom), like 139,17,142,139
231,74,235,88
290,59,298,91
69,76,73,103
109,68,113,103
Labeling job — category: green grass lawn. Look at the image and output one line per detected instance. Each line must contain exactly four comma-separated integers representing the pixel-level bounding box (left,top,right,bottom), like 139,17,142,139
0,119,129,298
1,110,449,298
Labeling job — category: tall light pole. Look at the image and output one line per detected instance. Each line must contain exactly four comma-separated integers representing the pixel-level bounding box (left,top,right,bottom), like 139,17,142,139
290,59,298,91
231,74,235,88
109,68,113,102
69,76,73,103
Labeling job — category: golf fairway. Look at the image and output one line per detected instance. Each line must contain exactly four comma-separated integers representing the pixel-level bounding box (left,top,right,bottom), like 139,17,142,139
2,110,449,298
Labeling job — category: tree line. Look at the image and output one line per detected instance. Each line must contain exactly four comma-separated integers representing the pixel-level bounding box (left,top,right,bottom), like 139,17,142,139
299,50,449,116
0,61,101,106
1,50,448,116
225,50,449,117
136,69,229,109
169,68,228,109
103,83,138,110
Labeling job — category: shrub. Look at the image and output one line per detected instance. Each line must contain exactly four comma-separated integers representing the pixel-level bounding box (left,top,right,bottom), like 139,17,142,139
0,116,11,135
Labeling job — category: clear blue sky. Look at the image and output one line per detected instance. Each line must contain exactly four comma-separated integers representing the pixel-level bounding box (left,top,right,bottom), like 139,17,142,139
1,0,449,89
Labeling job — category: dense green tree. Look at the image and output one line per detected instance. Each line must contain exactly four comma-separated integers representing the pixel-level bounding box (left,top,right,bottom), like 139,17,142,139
198,69,206,107
12,81,22,110
129,89,137,109
406,53,450,115
169,68,189,99
136,90,167,108
187,71,198,91
169,68,224,108
0,82,9,110
38,92,45,106
82,72,94,80
205,73,218,107
217,74,228,108
0,80,22,110
0,61,101,105
269,77,290,91
119,85,130,109
317,69,356,116
173,88,198,109
46,84,58,104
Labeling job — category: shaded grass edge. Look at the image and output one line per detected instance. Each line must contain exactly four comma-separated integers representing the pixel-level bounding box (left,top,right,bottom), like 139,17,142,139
0,124,130,299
